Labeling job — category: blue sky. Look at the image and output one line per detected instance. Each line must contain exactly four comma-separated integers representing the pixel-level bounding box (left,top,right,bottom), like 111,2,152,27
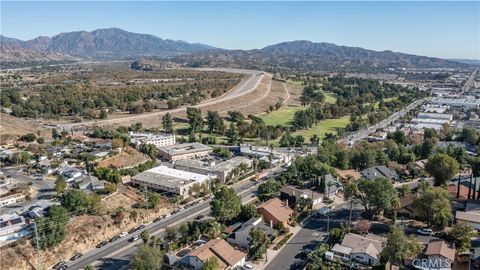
1,1,479,59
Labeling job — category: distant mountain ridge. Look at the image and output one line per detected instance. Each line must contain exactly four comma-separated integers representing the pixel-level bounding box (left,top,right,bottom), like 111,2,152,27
1,28,214,60
1,28,468,70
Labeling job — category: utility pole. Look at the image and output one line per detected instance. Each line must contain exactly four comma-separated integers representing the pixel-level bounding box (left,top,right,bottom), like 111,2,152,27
144,185,149,219
33,222,43,270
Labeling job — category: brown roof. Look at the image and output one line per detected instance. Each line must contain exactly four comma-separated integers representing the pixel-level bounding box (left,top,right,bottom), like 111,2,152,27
456,211,480,223
335,169,361,180
426,241,455,261
448,184,478,199
340,233,387,259
257,198,293,223
400,193,419,209
189,238,245,267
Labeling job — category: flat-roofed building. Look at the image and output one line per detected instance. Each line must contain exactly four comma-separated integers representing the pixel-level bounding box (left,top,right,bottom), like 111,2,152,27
431,97,480,109
129,132,176,148
417,112,453,121
158,143,212,161
174,156,252,183
131,166,214,197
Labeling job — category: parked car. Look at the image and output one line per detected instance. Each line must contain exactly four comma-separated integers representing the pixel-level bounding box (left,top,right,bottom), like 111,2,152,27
416,228,433,236
129,235,140,242
243,263,254,270
52,261,67,269
110,235,120,242
119,232,128,238
195,215,204,220
96,240,108,248
69,253,82,261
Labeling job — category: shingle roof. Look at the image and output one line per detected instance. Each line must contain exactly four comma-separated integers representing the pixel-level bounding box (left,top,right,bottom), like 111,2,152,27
426,241,455,261
340,233,386,259
456,211,480,224
257,198,293,223
189,238,245,267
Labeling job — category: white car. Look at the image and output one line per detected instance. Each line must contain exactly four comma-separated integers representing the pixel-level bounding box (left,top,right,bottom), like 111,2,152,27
243,264,254,270
416,228,433,236
119,232,128,238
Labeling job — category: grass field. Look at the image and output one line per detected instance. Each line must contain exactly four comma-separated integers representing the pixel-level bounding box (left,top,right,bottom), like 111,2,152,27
292,116,350,139
324,92,337,104
259,106,304,126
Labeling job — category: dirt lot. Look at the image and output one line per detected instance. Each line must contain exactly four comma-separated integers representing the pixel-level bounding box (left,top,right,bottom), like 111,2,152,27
0,185,173,270
0,113,50,142
97,147,149,169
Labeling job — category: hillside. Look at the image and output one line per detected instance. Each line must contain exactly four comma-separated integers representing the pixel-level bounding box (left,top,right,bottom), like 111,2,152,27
174,40,466,71
1,28,214,60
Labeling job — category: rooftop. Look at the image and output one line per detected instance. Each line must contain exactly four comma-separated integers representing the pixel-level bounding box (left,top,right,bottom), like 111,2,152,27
188,238,245,267
425,241,455,261
132,165,211,188
158,143,212,156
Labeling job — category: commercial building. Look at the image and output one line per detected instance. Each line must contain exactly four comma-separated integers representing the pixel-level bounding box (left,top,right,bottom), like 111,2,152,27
131,165,213,197
174,156,252,183
417,112,453,121
158,143,212,161
128,131,176,148
0,213,30,246
430,97,480,109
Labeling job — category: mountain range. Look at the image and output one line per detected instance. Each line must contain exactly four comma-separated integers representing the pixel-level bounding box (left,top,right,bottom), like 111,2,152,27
0,28,469,70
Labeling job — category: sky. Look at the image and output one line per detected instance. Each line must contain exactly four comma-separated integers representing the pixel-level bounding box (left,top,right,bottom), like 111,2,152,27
1,1,479,59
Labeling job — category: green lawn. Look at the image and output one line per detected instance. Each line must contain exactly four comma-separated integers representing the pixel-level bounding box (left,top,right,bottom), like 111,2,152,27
292,116,351,139
259,106,304,126
324,92,337,104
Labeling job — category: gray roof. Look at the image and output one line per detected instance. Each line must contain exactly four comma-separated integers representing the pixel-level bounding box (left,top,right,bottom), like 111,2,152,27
158,143,212,156
235,217,275,238
361,166,398,180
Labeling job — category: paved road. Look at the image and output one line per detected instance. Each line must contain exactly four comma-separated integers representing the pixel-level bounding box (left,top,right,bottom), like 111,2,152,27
265,202,364,270
343,97,429,144
1,166,56,215
51,68,266,131
460,68,478,95
65,166,284,270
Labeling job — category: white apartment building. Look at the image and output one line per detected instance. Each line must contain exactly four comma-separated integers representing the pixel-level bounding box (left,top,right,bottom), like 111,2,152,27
128,132,176,148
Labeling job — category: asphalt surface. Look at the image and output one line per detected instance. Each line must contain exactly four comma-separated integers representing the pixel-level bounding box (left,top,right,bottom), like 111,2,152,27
1,166,56,215
266,202,364,270
65,166,284,270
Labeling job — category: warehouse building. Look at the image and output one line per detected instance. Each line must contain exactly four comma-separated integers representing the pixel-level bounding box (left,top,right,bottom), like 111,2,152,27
131,166,214,197
158,143,212,161
174,156,253,183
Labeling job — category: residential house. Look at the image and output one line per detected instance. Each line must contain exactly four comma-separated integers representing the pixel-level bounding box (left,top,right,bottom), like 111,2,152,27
257,198,293,227
323,174,343,199
0,213,30,246
279,185,323,207
76,175,106,192
180,238,246,270
361,166,399,181
423,241,455,270
448,184,478,200
227,217,276,249
398,193,419,218
326,233,387,266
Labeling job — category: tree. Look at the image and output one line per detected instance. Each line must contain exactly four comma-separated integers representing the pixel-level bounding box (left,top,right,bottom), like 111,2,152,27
19,133,37,142
380,226,421,266
240,203,258,221
187,107,204,132
413,185,452,228
111,138,124,149
99,109,108,119
131,244,163,270
201,257,221,270
162,113,174,133
139,143,157,159
228,111,245,123
307,244,330,270
344,177,399,216
310,134,320,146
61,189,101,215
356,220,371,235
248,227,270,260
425,154,459,186
54,176,67,195
257,178,281,201
226,123,239,144
207,111,225,134
210,186,242,223
449,223,477,253
36,205,69,249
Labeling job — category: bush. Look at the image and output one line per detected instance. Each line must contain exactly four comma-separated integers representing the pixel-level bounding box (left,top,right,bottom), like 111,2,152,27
273,233,293,250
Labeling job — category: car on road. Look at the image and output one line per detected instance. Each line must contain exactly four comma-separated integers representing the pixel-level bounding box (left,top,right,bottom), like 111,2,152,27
119,231,128,238
129,235,139,242
96,240,108,248
110,235,120,242
52,261,67,269
153,217,162,222
195,215,204,220
69,253,82,261
416,228,433,236
318,206,332,216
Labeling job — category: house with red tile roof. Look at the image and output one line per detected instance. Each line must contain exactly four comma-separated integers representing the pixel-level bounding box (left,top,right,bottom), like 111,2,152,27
180,238,246,270
257,198,293,226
